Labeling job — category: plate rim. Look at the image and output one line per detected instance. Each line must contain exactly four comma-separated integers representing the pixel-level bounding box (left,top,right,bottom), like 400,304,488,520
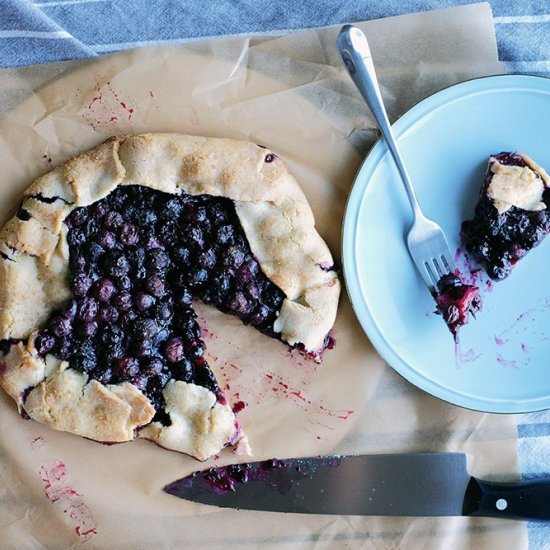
342,73,550,414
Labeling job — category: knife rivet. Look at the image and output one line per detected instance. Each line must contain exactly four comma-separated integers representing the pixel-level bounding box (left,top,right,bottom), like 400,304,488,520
496,498,508,511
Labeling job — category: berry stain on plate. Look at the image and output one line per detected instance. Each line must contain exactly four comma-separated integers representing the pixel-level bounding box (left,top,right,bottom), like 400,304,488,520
496,353,518,370
454,248,493,292
447,245,550,369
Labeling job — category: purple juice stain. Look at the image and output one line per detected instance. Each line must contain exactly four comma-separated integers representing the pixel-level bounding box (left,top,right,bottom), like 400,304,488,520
454,248,495,294
461,347,481,363
496,353,517,369
171,456,343,496
203,463,249,494
19,386,33,418
496,308,537,343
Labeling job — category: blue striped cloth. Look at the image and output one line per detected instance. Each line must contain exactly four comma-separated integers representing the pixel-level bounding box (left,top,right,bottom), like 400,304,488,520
2,1,550,547
0,0,547,76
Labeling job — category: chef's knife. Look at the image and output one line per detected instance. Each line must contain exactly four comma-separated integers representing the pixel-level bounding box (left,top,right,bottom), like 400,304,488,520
164,453,550,520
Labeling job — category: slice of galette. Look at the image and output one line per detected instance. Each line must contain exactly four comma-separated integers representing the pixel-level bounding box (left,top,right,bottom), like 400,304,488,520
461,152,550,280
0,134,340,461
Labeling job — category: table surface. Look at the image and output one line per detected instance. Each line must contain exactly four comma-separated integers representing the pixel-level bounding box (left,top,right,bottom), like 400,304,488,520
2,1,550,548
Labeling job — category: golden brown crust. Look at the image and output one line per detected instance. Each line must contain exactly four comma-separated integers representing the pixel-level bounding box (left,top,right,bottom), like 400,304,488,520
0,337,155,442
0,339,52,405
0,245,71,340
0,133,340,460
138,380,240,461
24,137,126,206
520,152,550,188
24,371,155,442
1,133,339,349
119,134,339,350
488,152,549,215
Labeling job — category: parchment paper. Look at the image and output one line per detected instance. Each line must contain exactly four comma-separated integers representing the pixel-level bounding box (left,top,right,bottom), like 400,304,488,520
0,3,526,549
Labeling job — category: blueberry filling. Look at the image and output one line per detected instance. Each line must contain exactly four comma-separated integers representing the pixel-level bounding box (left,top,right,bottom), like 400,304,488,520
434,273,481,337
29,185,294,420
461,152,550,280
0,338,17,355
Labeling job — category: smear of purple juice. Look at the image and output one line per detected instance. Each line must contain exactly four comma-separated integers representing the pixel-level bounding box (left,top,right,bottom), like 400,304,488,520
497,353,517,369
454,339,481,368
166,456,342,497
461,348,481,363
497,308,537,340
454,247,495,295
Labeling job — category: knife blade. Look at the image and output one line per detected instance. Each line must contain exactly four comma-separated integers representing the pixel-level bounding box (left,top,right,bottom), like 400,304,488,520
164,453,550,520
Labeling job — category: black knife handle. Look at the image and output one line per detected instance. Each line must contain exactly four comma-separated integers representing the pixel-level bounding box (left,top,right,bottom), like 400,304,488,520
463,476,550,521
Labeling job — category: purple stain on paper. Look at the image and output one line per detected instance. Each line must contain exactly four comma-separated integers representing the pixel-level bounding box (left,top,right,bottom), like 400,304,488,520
31,436,45,449
213,357,353,429
39,460,97,540
83,79,136,134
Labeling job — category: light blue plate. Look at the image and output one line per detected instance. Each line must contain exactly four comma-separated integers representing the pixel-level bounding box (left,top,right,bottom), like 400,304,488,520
343,74,550,413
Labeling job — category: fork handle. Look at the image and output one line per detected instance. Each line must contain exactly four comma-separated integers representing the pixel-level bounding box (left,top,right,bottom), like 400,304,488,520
336,25,422,219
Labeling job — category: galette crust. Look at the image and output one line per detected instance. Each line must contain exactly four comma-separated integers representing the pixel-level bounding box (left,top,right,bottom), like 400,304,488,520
0,337,155,442
24,371,155,443
0,133,339,349
119,134,339,351
519,152,550,187
487,152,550,215
0,133,340,459
138,380,238,462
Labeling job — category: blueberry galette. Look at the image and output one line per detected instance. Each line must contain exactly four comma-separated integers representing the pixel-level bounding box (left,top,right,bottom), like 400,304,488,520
0,134,340,461
434,273,481,337
462,152,550,280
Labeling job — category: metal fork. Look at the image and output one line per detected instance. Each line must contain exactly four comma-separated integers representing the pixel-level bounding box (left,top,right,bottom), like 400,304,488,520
337,25,455,292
